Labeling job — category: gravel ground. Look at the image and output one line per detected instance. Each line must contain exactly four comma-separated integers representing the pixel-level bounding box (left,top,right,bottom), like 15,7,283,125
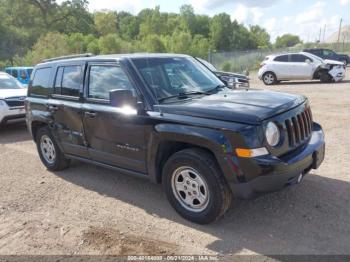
0,69,349,257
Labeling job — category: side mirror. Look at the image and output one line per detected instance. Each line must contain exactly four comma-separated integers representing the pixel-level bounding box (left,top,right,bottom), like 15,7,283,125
305,59,312,64
109,89,137,108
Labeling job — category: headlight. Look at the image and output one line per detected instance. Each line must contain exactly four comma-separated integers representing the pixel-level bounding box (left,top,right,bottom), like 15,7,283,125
265,122,280,147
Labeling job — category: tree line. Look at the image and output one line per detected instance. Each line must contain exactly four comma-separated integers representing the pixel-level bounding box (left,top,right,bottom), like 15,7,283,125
0,0,302,67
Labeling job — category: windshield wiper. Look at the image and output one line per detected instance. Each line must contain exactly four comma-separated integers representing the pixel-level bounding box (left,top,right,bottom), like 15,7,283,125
158,91,210,103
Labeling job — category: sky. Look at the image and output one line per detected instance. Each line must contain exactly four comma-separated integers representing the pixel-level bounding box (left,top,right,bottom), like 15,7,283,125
68,0,350,42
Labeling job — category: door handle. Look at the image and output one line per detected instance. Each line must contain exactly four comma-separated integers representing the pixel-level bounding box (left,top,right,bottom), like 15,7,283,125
84,111,97,118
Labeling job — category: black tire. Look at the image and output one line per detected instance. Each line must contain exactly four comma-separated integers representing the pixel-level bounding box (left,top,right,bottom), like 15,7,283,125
36,126,70,171
320,72,332,83
162,148,232,224
262,72,277,85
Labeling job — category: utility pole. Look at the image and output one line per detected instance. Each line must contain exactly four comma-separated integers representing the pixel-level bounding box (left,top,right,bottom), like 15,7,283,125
323,24,327,43
319,28,322,43
337,18,343,43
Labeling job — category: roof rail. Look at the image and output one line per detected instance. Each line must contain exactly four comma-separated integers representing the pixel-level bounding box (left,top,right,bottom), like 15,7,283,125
42,53,94,63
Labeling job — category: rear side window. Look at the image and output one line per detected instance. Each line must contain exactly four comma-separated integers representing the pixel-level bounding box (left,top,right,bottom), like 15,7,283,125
54,66,82,97
274,55,289,62
88,65,134,100
30,67,53,96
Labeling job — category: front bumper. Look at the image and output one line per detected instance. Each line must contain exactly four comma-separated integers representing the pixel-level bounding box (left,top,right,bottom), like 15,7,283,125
329,66,346,82
0,104,26,125
230,123,325,199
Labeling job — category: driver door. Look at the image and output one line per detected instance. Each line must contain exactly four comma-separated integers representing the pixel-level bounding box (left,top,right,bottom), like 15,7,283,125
82,62,147,173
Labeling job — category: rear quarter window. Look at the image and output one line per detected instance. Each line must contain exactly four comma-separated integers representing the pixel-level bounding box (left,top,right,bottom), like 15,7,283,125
29,67,53,97
274,55,289,62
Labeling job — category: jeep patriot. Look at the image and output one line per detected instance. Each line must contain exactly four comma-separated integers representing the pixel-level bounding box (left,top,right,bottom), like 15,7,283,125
26,53,325,224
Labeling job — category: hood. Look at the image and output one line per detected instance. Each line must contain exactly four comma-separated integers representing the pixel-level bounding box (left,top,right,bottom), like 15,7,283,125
216,71,248,79
0,89,28,99
157,89,306,125
323,59,345,65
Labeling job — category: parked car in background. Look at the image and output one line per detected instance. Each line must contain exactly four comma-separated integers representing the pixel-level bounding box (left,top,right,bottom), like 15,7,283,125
196,58,250,89
0,72,27,126
5,67,33,86
258,52,346,85
26,53,325,224
303,48,350,66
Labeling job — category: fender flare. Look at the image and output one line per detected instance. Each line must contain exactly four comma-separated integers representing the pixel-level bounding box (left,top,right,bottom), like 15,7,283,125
147,123,235,184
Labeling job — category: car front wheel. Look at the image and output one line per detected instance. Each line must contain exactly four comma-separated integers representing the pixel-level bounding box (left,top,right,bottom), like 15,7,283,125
163,148,232,224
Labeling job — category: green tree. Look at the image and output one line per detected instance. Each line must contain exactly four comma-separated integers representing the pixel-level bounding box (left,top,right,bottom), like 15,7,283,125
94,11,117,36
210,13,233,51
68,33,85,53
169,31,192,53
142,34,166,52
179,5,196,34
275,34,302,48
117,12,139,40
25,32,70,65
98,34,121,54
250,25,271,49
190,35,210,58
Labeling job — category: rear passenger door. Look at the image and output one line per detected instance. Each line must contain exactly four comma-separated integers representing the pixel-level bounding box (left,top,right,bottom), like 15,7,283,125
82,62,147,173
272,55,290,79
49,63,89,158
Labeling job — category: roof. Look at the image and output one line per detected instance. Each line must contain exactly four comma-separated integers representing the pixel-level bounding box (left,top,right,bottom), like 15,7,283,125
37,53,191,67
5,67,33,70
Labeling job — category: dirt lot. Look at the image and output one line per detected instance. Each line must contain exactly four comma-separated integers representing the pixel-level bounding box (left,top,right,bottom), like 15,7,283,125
0,69,350,257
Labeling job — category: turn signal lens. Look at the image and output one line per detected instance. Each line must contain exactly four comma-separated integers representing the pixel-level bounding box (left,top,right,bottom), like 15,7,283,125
236,147,269,158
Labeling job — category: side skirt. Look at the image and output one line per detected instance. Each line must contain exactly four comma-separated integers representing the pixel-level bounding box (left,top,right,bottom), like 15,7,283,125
65,154,150,181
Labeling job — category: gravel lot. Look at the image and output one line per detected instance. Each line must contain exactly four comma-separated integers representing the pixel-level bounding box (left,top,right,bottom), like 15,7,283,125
0,69,350,257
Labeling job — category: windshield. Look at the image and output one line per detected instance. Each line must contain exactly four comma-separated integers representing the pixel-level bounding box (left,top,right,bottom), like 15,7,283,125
0,74,24,89
132,57,224,102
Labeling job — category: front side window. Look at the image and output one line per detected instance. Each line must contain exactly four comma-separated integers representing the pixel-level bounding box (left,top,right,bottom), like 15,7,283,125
290,54,310,63
57,66,82,97
88,65,134,100
132,57,223,102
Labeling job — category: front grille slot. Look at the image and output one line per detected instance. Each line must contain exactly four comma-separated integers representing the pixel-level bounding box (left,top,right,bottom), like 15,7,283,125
285,107,313,148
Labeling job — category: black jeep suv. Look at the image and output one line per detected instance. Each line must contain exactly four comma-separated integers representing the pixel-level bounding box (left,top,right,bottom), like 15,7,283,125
26,53,325,224
303,48,350,65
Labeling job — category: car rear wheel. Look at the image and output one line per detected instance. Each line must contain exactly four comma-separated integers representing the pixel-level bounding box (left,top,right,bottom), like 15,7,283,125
163,148,232,224
262,72,277,85
36,126,70,171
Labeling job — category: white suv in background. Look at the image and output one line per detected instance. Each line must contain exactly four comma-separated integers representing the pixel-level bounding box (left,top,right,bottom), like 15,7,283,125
0,72,27,126
258,52,346,85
